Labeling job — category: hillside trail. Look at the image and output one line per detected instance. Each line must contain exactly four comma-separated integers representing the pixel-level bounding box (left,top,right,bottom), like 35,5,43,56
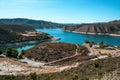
46,44,82,64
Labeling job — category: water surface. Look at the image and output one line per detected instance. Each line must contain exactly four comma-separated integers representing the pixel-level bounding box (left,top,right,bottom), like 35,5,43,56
1,28,120,53
36,28,120,46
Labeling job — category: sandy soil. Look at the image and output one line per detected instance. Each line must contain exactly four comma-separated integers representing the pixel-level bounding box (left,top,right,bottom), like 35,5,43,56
21,32,42,37
93,49,118,55
0,57,79,75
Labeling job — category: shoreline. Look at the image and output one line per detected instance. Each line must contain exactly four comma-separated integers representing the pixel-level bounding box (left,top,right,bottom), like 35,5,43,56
0,39,52,47
64,30,120,36
0,37,61,47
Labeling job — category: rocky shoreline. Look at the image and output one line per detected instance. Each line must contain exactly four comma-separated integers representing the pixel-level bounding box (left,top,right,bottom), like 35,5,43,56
0,39,51,47
0,37,62,47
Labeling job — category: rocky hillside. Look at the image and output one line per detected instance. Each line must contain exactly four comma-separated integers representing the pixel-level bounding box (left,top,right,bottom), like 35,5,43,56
63,20,120,34
24,42,89,62
0,18,64,28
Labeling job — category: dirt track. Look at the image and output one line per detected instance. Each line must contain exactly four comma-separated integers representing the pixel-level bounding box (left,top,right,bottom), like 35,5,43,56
0,57,80,75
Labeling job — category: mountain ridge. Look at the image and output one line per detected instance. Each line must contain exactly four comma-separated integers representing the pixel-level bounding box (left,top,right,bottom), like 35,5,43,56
0,18,65,28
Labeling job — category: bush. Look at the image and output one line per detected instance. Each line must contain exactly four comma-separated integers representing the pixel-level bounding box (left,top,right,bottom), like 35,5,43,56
3,75,15,80
85,40,90,43
99,41,104,48
29,73,37,80
94,61,100,68
89,43,93,47
72,74,79,80
18,50,25,59
0,49,2,55
6,48,18,58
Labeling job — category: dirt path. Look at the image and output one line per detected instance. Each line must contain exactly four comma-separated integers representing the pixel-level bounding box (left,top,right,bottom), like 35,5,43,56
83,43,94,55
47,44,81,64
0,44,107,75
0,57,81,75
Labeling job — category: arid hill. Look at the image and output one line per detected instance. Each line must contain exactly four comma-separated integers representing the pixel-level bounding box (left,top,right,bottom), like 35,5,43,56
63,20,120,34
24,42,89,62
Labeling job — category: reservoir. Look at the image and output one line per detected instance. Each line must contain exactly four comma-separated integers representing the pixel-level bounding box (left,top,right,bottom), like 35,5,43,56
37,28,120,46
1,28,120,52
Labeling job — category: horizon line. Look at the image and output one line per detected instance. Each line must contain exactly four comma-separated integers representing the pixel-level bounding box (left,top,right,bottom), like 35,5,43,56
0,17,120,24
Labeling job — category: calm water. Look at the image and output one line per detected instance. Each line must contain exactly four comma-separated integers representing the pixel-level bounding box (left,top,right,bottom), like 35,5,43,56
36,28,120,46
2,28,120,53
0,44,36,53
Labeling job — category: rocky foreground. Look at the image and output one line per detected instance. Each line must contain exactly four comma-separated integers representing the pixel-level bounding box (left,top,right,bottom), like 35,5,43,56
0,42,120,80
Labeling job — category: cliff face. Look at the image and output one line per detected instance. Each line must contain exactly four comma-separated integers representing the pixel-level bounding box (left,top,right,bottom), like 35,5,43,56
63,20,120,34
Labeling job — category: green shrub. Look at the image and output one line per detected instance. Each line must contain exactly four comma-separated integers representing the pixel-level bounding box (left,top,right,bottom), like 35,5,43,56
94,61,100,68
29,73,37,80
6,48,18,58
0,49,2,55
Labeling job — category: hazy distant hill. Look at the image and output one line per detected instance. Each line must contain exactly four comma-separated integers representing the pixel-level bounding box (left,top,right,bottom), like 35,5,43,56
0,23,35,33
63,20,120,34
0,18,65,28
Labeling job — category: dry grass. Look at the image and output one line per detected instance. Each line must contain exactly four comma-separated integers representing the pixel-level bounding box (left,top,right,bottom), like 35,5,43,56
97,71,120,80
93,49,117,55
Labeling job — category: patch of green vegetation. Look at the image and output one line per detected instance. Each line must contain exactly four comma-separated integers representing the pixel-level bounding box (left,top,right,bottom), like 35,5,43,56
0,49,2,55
5,48,24,59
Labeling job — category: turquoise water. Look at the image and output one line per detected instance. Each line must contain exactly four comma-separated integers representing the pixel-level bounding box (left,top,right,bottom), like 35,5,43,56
1,28,120,53
0,44,36,53
36,28,120,46
17,45,35,52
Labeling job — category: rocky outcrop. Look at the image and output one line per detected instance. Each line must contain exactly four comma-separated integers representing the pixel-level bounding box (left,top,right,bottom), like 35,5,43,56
63,20,120,34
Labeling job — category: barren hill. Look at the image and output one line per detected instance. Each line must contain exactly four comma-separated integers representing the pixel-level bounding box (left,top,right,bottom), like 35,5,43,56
63,20,120,34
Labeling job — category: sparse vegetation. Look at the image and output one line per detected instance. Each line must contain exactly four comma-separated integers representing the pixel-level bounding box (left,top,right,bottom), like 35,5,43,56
24,42,78,62
6,48,19,58
5,48,24,59
17,50,25,59
24,42,89,63
0,56,120,80
99,41,104,48
29,73,37,80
